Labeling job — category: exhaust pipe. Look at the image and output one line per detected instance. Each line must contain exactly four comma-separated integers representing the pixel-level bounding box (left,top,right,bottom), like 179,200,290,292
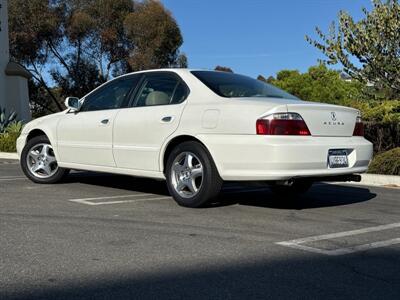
275,179,295,186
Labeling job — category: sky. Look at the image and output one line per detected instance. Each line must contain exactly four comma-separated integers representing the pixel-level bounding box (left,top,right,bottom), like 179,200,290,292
161,0,372,78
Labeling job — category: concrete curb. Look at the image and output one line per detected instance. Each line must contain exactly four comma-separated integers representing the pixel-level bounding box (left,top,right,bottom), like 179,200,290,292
356,174,400,188
0,152,19,160
0,151,398,188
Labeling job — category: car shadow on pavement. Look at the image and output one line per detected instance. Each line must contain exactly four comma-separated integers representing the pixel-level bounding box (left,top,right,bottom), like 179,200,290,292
213,183,377,210
64,171,171,196
64,172,376,210
3,249,400,300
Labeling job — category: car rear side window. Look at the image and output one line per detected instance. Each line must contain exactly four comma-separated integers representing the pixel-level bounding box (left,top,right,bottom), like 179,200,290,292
81,76,140,112
135,73,189,107
191,71,298,100
171,82,188,104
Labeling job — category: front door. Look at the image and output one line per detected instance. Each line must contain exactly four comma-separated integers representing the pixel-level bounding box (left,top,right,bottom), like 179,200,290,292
57,76,140,167
113,72,189,171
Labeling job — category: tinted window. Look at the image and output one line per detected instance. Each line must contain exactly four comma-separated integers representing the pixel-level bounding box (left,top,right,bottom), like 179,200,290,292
81,76,138,112
135,74,188,107
171,82,188,104
191,71,298,100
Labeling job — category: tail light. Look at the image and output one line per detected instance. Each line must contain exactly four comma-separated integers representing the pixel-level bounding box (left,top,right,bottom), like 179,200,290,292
353,115,364,136
256,113,311,136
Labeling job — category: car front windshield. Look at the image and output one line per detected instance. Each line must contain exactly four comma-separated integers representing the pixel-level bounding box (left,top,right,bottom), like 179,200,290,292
191,71,299,100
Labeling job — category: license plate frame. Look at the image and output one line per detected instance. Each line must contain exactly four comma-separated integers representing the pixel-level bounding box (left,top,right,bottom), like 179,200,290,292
328,149,349,168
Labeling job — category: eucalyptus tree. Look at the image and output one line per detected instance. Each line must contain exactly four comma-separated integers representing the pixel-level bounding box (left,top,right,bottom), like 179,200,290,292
9,0,186,113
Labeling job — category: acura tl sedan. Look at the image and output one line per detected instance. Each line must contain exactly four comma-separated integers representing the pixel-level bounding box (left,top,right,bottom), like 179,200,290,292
17,69,373,207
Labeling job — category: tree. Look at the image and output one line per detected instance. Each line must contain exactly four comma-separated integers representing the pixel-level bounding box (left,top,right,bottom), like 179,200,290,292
9,0,187,114
214,66,234,73
9,0,64,111
306,0,400,99
124,0,187,71
257,75,267,82
28,81,60,116
175,53,188,69
257,75,274,83
9,0,134,110
266,64,363,104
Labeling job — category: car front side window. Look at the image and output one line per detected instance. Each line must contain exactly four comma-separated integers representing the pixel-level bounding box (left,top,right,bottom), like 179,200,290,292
80,76,139,112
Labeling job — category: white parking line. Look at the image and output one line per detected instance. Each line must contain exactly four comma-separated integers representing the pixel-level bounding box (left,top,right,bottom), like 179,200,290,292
0,176,26,181
276,223,400,256
68,194,171,206
70,194,143,202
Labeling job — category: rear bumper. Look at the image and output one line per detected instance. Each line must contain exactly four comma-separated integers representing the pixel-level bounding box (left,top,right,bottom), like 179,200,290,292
197,134,373,181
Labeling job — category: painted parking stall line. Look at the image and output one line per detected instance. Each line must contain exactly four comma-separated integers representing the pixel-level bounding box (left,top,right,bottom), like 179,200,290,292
276,222,400,256
69,194,171,206
0,176,26,181
0,161,19,165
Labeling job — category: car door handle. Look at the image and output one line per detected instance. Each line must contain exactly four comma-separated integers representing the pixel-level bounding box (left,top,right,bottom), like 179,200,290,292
161,116,173,123
100,119,109,125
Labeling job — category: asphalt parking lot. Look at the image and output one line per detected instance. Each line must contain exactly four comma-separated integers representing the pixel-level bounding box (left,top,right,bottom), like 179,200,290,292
1,158,400,299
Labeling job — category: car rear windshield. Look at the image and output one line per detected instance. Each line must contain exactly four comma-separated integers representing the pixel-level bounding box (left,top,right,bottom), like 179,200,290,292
191,71,298,100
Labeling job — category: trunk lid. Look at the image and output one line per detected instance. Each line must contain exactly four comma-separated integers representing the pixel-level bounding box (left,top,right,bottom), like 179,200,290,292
286,103,358,137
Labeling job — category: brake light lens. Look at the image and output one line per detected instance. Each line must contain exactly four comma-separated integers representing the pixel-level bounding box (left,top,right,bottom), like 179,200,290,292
256,113,311,136
353,115,364,136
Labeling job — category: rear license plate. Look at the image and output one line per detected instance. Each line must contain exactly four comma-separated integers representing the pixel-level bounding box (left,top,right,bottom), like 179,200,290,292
328,150,349,168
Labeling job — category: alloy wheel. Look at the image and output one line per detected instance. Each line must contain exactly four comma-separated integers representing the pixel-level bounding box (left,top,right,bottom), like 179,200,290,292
170,151,204,198
26,143,59,179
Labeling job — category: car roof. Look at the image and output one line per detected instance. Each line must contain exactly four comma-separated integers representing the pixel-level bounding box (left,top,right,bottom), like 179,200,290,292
116,68,220,80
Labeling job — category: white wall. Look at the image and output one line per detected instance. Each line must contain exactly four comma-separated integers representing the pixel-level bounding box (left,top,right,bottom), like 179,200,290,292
0,0,31,122
5,76,31,122
0,0,10,109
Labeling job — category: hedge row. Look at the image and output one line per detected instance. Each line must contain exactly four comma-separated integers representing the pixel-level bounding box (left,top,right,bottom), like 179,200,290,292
364,121,400,154
368,148,400,175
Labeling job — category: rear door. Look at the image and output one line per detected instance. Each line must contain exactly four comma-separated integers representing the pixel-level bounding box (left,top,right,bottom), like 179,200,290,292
113,72,189,171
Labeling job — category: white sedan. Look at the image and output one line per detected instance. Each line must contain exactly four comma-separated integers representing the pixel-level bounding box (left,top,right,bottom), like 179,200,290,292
17,69,373,207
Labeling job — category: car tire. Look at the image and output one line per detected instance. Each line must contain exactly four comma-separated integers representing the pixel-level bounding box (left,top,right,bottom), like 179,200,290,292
166,141,223,208
270,180,313,197
20,135,69,184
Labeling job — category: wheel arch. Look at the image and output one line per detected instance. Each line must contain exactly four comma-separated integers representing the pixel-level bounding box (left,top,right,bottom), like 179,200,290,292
27,129,48,141
161,135,221,175
24,127,59,159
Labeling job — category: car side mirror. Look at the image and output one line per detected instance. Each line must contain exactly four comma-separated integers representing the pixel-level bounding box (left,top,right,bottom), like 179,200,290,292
65,97,81,112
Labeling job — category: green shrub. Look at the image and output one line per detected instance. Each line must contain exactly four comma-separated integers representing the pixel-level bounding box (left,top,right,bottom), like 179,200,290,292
368,148,400,175
0,106,17,133
342,99,400,123
0,121,23,152
0,132,19,152
339,100,400,154
4,121,23,135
